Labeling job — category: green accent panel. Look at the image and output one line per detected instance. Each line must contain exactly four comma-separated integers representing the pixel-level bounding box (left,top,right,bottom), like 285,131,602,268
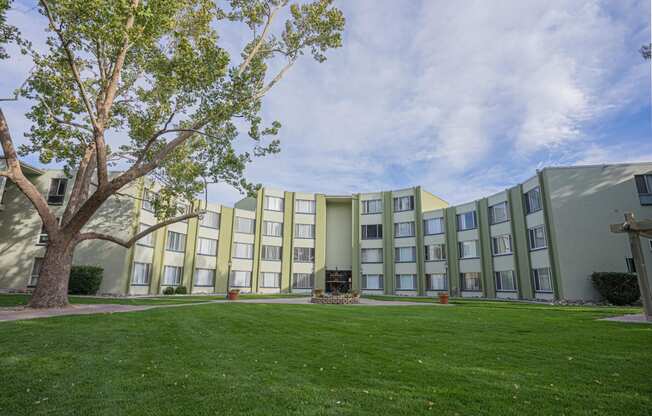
477,198,495,297
314,194,327,290
124,178,145,294
181,201,200,292
444,207,459,296
538,170,563,300
150,225,168,294
351,194,361,292
382,191,395,294
508,186,534,299
215,206,233,293
281,192,295,293
251,188,265,292
415,187,426,295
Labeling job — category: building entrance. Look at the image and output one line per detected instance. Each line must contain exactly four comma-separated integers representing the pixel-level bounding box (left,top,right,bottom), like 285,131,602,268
325,270,352,294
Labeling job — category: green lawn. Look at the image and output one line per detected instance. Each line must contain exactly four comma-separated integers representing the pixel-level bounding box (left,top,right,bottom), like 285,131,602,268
0,298,650,415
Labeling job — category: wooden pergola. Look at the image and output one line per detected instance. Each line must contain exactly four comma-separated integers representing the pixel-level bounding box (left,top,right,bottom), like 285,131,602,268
610,213,652,321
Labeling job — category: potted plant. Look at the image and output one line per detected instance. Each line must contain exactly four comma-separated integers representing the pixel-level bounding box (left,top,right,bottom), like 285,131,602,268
312,289,324,298
227,289,240,300
438,292,449,304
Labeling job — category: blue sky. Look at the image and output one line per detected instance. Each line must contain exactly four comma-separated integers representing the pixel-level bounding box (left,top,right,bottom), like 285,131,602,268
2,0,651,206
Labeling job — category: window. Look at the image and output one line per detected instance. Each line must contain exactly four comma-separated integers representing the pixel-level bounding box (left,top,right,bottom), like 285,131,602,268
29,257,43,287
395,274,417,290
261,272,280,288
197,237,217,256
262,245,282,261
495,270,516,291
461,272,481,291
230,270,251,287
263,221,283,237
361,248,383,263
458,240,479,259
361,224,383,240
142,190,155,212
649,240,652,251
295,199,316,214
264,195,284,211
200,211,220,229
394,221,415,238
626,257,636,273
393,195,414,212
361,199,382,214
634,174,652,205
489,201,509,224
295,223,315,239
395,246,416,262
37,222,49,245
232,242,254,259
362,274,383,290
294,247,315,262
426,274,447,291
162,265,183,286
492,234,512,255
166,231,186,252
137,223,155,247
532,267,553,292
47,178,67,205
235,217,255,234
194,268,215,287
425,244,446,261
424,217,444,235
525,187,542,214
0,177,6,205
132,262,152,285
293,273,314,289
528,226,547,250
457,211,477,231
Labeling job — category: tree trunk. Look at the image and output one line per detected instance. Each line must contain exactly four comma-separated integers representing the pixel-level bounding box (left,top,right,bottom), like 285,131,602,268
27,240,74,308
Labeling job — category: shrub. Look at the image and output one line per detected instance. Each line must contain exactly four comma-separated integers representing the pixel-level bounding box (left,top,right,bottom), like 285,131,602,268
591,272,640,305
68,266,103,295
163,286,175,295
312,289,323,298
175,285,188,295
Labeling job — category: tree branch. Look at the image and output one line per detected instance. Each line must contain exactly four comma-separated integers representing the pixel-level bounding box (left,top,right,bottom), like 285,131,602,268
255,57,297,99
236,1,285,77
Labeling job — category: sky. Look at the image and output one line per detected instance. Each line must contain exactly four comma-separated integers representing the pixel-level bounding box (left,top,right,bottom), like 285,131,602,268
2,0,651,206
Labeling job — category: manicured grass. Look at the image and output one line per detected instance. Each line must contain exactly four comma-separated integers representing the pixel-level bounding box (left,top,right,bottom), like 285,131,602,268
1,301,650,415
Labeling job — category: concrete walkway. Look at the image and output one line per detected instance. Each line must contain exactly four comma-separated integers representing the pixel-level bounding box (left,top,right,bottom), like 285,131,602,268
0,297,445,322
598,314,652,324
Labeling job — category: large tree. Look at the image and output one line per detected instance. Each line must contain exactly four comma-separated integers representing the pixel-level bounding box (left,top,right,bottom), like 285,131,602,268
0,0,344,308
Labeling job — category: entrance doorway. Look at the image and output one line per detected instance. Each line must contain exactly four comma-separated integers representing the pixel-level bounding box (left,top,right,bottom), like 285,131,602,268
325,270,352,294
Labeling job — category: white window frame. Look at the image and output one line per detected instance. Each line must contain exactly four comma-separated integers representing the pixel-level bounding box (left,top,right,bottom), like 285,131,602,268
137,223,155,247
232,242,254,259
495,270,516,292
492,234,512,256
47,177,68,205
361,248,383,263
395,274,417,290
142,189,155,212
461,272,482,291
200,211,220,229
263,220,283,237
362,274,384,290
294,223,315,239
424,217,444,235
361,224,383,240
532,267,553,293
194,268,215,287
264,195,284,211
425,244,446,261
162,265,183,286
234,216,255,234
525,187,542,214
393,196,414,212
394,221,416,238
426,273,447,291
528,225,547,250
293,247,315,263
29,257,43,287
166,230,186,252
197,237,218,256
260,272,280,288
457,211,477,231
458,240,479,259
489,201,510,224
292,273,314,289
395,246,416,263
295,199,316,214
132,262,152,286
230,270,251,288
261,245,282,261
361,199,382,214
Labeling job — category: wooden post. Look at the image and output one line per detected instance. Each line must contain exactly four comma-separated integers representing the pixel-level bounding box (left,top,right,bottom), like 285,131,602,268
610,213,652,320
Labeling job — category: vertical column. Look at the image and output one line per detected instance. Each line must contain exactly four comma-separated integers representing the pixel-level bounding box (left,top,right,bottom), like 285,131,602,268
382,191,395,294
251,188,265,292
351,194,361,292
508,186,534,299
123,178,144,294
215,206,233,293
281,191,295,293
538,170,563,300
149,224,168,294
314,194,327,291
477,198,495,298
415,187,426,296
444,207,460,296
181,200,200,292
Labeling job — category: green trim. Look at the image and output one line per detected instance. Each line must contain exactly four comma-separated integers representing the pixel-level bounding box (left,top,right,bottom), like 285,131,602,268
123,178,144,294
149,223,167,294
181,200,200,292
281,192,295,293
538,170,563,300
415,187,426,295
508,186,533,299
314,194,327,291
351,194,361,292
477,198,495,297
382,191,395,294
444,207,459,296
215,206,233,293
251,189,265,292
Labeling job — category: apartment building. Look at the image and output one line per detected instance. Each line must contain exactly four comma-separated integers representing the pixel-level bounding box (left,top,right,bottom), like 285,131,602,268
1,162,651,301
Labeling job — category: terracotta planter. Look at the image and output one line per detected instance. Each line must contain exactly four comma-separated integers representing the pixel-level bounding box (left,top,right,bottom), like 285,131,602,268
438,292,449,304
227,291,239,300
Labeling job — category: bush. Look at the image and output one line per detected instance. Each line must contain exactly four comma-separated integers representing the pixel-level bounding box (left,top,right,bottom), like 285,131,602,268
174,285,187,295
591,272,640,305
163,286,175,295
68,266,103,295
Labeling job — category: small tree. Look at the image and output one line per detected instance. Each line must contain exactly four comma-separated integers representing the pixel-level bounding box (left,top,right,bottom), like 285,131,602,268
0,0,344,308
